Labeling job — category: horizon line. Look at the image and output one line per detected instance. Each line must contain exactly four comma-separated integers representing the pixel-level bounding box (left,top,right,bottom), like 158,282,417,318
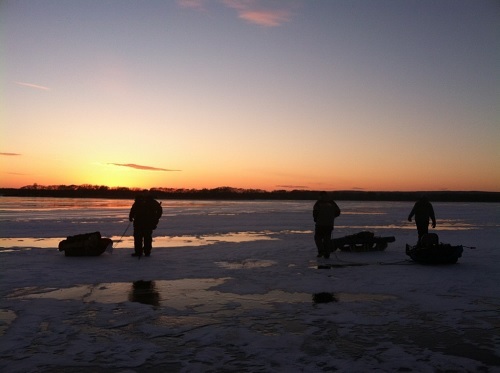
0,185,498,194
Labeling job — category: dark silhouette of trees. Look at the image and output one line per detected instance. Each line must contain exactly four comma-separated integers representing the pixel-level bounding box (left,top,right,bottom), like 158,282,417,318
0,184,498,202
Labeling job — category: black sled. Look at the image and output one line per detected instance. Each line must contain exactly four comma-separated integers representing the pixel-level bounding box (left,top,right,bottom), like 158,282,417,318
58,231,113,257
332,231,395,252
406,233,463,264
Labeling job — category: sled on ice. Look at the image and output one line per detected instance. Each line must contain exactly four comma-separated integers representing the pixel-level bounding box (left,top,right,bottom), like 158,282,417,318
331,231,395,252
405,233,463,264
58,231,113,257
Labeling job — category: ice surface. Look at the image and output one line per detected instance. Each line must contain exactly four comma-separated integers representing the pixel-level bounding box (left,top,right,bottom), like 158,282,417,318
0,198,499,372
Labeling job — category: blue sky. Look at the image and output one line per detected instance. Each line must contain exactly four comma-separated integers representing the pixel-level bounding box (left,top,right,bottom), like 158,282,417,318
1,0,499,191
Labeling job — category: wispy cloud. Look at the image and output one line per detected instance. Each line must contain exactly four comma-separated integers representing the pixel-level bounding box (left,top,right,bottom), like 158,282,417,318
1,152,22,156
178,0,294,27
109,163,181,172
15,81,50,91
222,0,294,27
7,172,28,175
276,185,309,190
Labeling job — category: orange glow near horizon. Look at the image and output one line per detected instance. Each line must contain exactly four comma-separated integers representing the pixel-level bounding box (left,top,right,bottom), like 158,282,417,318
1,140,499,192
2,2,499,193
2,164,499,192
1,144,499,192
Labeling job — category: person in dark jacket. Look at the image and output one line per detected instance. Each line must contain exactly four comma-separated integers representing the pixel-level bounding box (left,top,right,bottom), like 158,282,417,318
313,191,341,258
129,193,163,257
408,195,436,244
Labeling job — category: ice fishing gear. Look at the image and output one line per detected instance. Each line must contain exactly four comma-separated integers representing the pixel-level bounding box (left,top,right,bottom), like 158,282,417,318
58,232,113,256
331,231,396,252
405,233,464,264
113,221,131,249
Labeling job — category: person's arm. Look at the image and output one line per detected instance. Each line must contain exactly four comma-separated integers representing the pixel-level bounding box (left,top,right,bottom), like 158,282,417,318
333,201,341,218
408,205,416,222
156,204,163,220
313,202,319,222
129,204,135,222
429,204,436,228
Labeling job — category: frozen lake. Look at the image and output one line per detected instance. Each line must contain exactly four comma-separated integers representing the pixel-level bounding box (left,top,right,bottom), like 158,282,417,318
0,197,499,372
0,197,494,243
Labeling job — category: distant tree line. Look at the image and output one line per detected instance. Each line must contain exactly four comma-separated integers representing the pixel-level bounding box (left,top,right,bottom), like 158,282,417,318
0,184,499,202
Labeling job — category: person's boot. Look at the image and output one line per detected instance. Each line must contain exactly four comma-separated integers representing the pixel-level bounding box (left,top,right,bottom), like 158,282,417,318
131,248,143,257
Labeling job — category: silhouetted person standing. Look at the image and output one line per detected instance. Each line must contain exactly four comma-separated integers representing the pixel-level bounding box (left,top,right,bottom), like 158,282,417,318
313,191,341,258
408,196,436,244
129,193,163,257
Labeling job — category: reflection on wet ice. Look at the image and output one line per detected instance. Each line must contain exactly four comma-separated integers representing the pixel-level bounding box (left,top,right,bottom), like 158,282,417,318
0,309,17,336
129,280,160,307
8,279,397,311
0,231,280,250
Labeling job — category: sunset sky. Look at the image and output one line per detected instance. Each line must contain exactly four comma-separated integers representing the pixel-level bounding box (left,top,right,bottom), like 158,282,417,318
1,0,499,191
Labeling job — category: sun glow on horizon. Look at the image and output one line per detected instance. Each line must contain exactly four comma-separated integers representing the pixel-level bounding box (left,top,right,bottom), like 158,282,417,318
1,1,498,193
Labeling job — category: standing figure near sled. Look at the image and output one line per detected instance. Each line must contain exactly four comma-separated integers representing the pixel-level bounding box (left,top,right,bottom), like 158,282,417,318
408,195,436,245
129,193,163,257
313,191,341,258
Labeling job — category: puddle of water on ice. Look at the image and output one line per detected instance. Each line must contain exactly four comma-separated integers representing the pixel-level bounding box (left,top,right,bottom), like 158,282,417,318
8,279,397,311
0,231,279,251
0,309,17,336
215,259,276,269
